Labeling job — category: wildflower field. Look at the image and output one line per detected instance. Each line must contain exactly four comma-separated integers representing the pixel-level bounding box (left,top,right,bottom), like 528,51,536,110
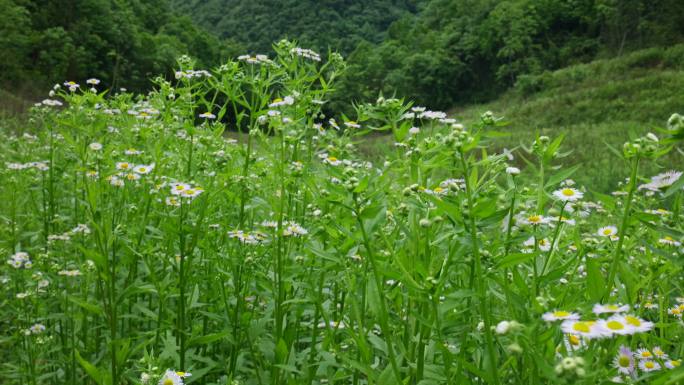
2,41,684,385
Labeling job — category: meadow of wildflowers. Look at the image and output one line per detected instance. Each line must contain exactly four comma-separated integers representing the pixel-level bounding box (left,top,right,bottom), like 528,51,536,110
1,40,683,385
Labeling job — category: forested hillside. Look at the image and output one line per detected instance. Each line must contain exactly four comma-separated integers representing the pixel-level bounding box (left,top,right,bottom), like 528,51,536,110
0,0,237,95
171,0,423,55
176,0,684,109
2,0,684,112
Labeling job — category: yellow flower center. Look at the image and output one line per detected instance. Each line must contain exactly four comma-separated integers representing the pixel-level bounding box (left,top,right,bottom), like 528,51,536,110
641,351,652,358
568,335,580,345
553,311,570,317
273,98,283,103
606,320,624,330
561,188,575,196
618,356,630,367
528,215,541,223
434,187,444,193
163,379,174,385
572,322,590,333
672,360,681,367
645,361,655,369
624,315,641,326
664,236,674,241
327,156,337,162
607,305,619,311
603,229,613,235
138,168,146,172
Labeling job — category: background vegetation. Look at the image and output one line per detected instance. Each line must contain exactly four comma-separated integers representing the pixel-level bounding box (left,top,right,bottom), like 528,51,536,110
1,0,683,190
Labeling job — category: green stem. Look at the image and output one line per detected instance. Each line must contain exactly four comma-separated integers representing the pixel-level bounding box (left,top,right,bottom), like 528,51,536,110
460,150,500,385
355,200,402,383
605,156,639,298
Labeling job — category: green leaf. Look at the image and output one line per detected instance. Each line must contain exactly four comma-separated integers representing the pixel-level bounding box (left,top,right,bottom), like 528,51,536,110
544,164,580,188
586,259,605,302
189,331,231,347
69,296,104,316
472,198,497,219
663,174,684,197
75,350,105,385
496,252,537,269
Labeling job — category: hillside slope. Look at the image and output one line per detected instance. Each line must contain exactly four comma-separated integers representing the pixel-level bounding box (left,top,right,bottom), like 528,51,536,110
455,45,684,191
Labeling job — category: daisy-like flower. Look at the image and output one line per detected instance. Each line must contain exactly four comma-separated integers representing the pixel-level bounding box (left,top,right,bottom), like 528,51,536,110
125,148,143,155
323,155,341,166
599,316,637,336
170,183,191,195
109,177,124,187
639,170,682,192
283,222,308,237
125,173,141,181
261,220,278,228
506,166,520,175
593,303,630,315
344,121,361,129
133,164,154,174
638,360,661,372
553,188,583,202
116,162,132,171
523,237,551,252
290,47,321,61
269,96,294,108
563,334,586,352
669,306,683,318
29,323,46,334
521,214,548,226
560,320,604,339
542,310,580,322
165,197,180,207
658,236,681,246
613,346,635,375
175,372,192,379
86,78,100,85
635,348,654,360
622,315,654,333
180,188,203,199
652,346,668,359
89,142,103,151
665,359,681,369
597,226,618,237
158,369,183,385
58,269,82,277
199,112,216,119
64,81,80,91
645,208,671,216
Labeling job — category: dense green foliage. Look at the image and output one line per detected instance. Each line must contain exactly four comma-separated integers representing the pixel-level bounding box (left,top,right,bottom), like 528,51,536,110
173,0,684,109
171,0,422,55
0,0,235,93
339,0,684,108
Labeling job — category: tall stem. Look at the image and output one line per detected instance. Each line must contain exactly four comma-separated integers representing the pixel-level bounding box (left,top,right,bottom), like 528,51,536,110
605,156,639,298
355,200,402,383
460,151,500,385
179,201,187,369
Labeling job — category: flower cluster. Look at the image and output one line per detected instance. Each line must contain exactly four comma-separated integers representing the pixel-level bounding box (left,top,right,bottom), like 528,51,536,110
7,252,32,269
